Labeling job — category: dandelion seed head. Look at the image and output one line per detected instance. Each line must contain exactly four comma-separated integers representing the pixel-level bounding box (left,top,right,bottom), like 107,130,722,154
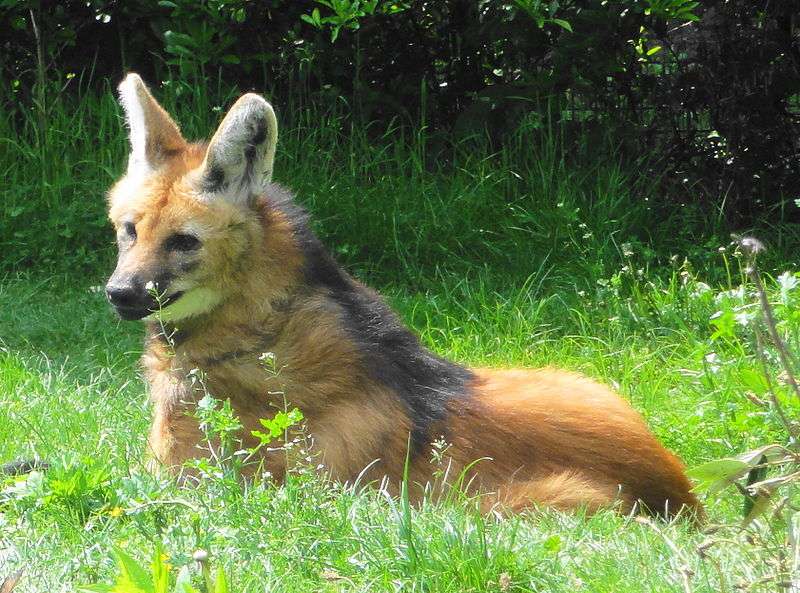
738,236,764,255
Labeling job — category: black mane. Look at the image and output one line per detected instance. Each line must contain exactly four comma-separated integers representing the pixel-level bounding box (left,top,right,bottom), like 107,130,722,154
266,184,474,452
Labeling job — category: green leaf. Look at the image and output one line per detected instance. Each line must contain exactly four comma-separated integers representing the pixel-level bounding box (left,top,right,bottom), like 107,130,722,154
742,488,772,526
646,46,662,56
552,19,572,32
173,566,197,593
738,368,769,396
113,547,154,593
738,444,789,465
165,46,194,58
300,14,320,28
164,31,195,45
151,544,168,593
251,429,273,444
213,567,229,593
710,308,735,340
542,534,561,553
687,458,750,494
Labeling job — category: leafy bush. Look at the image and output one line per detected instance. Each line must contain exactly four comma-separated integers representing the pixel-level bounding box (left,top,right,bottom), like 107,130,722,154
1,454,117,522
1,0,797,223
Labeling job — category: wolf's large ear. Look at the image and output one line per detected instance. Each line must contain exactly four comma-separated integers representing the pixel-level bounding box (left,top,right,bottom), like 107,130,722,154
194,93,278,205
118,73,186,176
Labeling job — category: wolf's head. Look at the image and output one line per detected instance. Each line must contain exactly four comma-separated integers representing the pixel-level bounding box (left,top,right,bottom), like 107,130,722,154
105,74,282,322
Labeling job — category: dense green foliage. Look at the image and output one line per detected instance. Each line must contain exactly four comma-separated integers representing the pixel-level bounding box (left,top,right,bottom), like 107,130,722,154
2,0,799,228
1,76,798,277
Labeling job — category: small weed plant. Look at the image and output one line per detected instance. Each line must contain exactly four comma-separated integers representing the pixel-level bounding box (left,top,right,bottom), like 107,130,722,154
684,238,800,588
78,545,230,593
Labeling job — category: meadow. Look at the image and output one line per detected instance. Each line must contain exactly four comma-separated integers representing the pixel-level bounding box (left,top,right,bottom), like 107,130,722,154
1,79,799,592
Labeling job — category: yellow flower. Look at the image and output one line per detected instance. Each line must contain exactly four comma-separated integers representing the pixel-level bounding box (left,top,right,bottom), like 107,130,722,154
109,506,124,518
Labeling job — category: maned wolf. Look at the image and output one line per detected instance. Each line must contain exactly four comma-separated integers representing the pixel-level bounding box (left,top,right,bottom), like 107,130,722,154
105,73,700,518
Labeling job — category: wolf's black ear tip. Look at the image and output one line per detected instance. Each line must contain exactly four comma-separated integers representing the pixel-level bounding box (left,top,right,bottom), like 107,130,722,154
251,119,268,146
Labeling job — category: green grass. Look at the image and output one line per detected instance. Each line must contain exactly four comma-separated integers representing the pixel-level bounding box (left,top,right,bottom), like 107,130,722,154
2,78,800,591
1,264,797,592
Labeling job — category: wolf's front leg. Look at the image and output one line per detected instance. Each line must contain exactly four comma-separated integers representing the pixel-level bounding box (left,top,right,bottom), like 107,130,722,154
146,397,207,473
144,362,206,474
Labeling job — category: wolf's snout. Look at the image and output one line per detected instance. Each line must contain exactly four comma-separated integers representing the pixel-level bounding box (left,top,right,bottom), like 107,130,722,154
105,283,140,307
105,281,153,320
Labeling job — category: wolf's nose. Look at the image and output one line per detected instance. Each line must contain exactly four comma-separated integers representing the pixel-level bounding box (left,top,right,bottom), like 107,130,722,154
105,284,140,308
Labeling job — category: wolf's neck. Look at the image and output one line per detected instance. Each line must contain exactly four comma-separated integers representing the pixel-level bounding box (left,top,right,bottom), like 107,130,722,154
288,231,476,450
149,199,475,449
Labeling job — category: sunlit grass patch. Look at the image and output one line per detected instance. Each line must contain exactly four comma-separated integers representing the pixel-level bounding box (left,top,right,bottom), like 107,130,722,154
2,257,799,591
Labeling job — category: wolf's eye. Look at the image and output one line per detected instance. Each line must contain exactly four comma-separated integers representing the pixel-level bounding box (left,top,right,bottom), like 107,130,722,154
165,233,201,252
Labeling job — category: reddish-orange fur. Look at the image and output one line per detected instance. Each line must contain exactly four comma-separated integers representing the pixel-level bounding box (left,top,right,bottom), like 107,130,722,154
442,369,699,515
108,74,702,520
